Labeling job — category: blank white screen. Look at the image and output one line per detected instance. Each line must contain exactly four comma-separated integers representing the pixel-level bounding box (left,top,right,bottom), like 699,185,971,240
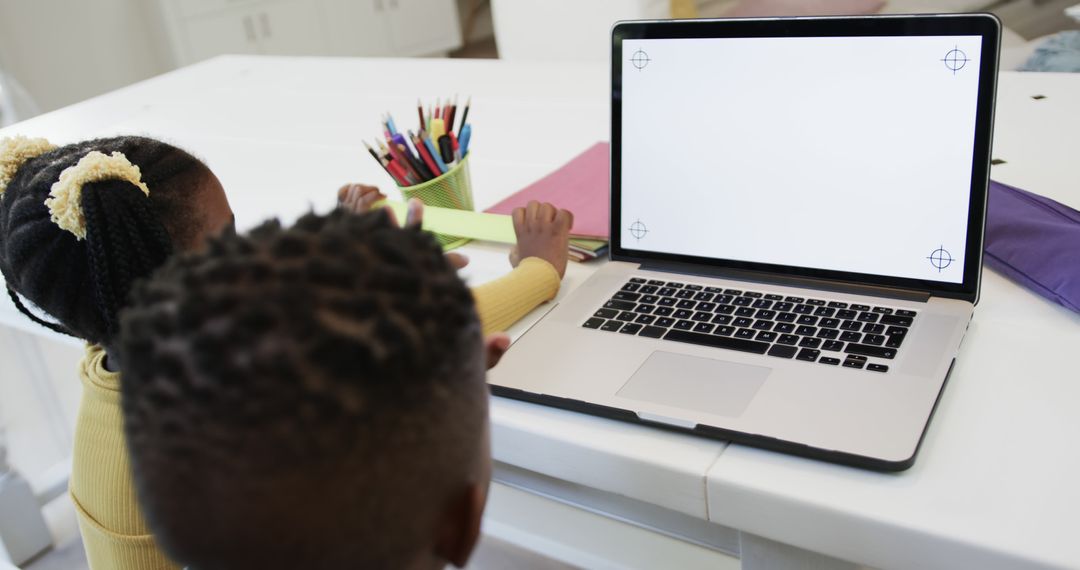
620,35,982,284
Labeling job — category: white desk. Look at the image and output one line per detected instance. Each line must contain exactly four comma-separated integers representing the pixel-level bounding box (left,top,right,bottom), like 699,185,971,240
1,57,1078,569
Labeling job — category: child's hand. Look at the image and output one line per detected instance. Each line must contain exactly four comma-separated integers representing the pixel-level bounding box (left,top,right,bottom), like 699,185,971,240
485,333,511,369
338,183,385,213
509,201,573,278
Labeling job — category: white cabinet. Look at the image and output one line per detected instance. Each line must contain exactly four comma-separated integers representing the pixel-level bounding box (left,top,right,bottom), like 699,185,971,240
383,0,460,56
159,0,462,66
172,8,261,63
252,1,329,55
317,0,392,56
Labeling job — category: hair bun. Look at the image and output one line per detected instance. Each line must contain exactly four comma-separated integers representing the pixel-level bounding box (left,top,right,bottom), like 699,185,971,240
45,150,151,240
0,136,56,197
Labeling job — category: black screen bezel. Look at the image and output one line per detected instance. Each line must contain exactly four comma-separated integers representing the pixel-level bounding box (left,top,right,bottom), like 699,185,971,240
610,14,1000,303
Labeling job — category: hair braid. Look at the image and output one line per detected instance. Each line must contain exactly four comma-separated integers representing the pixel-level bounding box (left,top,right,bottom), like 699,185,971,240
82,180,174,340
6,285,74,337
0,136,209,345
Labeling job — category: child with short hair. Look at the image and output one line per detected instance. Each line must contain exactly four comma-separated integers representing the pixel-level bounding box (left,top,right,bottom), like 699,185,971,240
0,134,570,569
120,209,494,569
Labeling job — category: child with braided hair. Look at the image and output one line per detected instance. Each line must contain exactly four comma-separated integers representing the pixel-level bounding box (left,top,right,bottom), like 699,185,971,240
0,135,571,569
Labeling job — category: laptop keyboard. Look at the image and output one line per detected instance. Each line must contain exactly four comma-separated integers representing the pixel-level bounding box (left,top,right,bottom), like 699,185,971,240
582,278,917,373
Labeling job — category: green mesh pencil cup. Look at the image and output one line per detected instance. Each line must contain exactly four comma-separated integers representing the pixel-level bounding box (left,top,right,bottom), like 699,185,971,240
399,154,473,247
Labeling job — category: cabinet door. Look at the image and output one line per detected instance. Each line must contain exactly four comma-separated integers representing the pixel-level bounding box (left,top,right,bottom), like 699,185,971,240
175,0,267,19
385,0,461,56
316,0,392,56
250,0,329,56
180,8,262,63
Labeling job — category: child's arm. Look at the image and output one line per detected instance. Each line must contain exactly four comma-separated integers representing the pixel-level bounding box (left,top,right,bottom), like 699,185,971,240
472,201,572,335
337,185,572,334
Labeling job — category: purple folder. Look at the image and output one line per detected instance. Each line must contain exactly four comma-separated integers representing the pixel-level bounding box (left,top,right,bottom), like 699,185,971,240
985,180,1080,313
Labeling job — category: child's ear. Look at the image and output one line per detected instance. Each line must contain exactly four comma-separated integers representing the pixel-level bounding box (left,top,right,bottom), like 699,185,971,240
435,481,488,568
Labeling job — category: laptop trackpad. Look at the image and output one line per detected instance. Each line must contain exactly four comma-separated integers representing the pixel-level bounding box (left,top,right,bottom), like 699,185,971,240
617,351,769,418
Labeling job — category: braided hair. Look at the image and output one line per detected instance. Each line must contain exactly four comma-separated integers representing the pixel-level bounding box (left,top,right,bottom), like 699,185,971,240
119,209,486,569
0,136,209,346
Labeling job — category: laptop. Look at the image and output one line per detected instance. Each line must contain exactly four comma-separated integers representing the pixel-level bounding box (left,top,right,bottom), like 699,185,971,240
488,14,1000,471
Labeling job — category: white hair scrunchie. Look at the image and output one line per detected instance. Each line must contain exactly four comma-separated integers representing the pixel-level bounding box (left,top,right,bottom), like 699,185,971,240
0,136,56,197
45,150,151,240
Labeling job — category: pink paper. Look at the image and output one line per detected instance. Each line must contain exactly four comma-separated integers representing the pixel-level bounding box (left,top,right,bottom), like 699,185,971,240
486,142,609,239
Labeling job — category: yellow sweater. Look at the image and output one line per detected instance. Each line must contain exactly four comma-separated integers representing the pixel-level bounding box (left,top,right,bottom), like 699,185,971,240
69,258,560,569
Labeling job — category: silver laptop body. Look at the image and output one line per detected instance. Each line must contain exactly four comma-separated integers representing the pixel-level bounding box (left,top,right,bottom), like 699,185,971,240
489,14,1000,471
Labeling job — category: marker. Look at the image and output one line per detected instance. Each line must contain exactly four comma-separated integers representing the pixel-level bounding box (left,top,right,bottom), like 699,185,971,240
430,118,446,142
458,124,472,157
438,135,454,164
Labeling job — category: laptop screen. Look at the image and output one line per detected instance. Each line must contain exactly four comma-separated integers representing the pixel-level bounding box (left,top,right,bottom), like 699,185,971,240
614,17,998,297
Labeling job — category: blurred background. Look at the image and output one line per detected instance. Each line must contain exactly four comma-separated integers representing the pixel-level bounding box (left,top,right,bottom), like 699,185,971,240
1,0,1079,126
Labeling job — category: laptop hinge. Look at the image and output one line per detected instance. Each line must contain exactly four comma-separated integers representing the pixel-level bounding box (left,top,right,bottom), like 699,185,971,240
637,260,932,303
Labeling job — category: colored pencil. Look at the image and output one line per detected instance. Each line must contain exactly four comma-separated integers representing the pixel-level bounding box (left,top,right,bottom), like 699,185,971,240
457,96,471,134
410,130,443,177
447,95,457,136
419,128,448,174
386,138,422,183
363,140,394,177
385,159,409,186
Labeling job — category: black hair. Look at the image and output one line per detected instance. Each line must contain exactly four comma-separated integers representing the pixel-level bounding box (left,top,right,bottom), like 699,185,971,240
0,136,210,345
119,208,487,569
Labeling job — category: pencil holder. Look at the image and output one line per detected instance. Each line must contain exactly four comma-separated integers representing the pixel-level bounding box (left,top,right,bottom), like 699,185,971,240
399,155,473,247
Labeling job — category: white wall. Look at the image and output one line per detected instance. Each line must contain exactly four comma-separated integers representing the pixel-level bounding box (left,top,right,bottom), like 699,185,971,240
0,0,172,114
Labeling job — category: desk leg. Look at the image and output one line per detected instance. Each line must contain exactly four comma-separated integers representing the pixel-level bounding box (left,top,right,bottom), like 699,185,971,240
739,533,869,570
